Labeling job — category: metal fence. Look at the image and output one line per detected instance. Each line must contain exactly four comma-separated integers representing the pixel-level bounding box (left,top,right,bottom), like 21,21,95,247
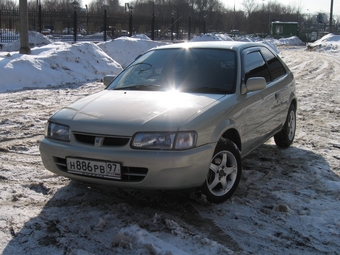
0,9,20,42
0,7,202,43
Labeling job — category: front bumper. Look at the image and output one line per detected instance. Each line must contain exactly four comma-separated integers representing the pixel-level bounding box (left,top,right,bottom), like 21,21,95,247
39,137,215,189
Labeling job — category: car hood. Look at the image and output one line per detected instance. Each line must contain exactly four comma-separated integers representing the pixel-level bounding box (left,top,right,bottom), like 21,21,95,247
52,90,226,135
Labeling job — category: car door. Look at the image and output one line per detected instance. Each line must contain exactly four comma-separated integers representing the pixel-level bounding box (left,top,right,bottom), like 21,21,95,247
260,46,291,124
239,48,280,155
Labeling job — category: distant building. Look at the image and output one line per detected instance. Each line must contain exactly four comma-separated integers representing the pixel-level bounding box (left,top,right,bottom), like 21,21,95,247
270,21,298,38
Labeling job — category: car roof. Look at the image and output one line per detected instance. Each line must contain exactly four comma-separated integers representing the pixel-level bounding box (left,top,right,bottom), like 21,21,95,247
153,41,267,52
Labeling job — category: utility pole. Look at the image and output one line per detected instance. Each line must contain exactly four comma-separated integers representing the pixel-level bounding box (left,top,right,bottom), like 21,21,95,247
19,0,31,54
329,0,334,33
151,1,155,40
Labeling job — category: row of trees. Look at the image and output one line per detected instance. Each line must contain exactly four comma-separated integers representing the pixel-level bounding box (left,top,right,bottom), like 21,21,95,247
1,0,338,36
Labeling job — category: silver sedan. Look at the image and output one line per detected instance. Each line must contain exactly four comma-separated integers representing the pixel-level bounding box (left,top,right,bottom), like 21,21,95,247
39,41,297,203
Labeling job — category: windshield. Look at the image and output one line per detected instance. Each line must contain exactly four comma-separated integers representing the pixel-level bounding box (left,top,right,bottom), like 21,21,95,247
107,48,237,94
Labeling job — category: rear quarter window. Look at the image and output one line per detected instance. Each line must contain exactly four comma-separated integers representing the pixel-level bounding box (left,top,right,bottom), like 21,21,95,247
260,47,287,80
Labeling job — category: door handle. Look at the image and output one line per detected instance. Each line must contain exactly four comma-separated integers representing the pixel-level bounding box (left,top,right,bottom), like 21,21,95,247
275,92,280,100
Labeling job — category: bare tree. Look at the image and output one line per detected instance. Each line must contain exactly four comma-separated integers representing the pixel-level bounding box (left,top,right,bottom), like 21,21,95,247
1,0,18,9
241,0,257,32
241,0,257,17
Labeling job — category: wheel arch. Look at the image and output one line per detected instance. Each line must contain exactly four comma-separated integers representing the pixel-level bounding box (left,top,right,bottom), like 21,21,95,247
221,128,242,152
290,97,297,112
289,85,298,112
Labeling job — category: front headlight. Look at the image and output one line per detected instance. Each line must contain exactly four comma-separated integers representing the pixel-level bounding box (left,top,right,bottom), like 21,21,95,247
45,122,71,142
131,132,197,150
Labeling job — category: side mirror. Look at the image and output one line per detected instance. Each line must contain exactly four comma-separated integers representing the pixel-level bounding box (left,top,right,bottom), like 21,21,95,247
242,77,266,94
103,75,116,86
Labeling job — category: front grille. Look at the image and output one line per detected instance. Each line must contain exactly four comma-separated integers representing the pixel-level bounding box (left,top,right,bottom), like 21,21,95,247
53,157,148,182
103,136,129,146
74,133,95,144
74,132,130,147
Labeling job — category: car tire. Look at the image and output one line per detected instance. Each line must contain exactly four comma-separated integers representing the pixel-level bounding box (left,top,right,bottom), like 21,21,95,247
201,138,242,204
274,104,296,148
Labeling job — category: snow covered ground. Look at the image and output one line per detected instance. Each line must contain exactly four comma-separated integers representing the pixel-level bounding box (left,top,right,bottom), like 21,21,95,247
0,33,339,254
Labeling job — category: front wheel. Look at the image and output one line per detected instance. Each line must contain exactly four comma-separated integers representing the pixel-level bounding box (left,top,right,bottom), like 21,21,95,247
201,138,242,204
274,104,296,148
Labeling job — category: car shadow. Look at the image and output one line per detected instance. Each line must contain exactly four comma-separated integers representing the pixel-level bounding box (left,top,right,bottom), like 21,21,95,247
2,143,339,254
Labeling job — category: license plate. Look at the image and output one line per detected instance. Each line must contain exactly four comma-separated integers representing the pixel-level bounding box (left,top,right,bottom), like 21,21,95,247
66,158,121,180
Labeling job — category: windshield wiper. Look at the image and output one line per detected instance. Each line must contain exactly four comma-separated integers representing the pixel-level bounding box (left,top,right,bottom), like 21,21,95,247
113,84,161,91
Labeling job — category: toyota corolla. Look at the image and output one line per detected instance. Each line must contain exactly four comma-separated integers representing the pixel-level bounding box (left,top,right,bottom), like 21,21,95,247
39,41,297,203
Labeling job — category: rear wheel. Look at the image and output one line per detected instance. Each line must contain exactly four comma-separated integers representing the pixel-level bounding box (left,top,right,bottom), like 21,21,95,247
201,138,242,204
274,104,296,148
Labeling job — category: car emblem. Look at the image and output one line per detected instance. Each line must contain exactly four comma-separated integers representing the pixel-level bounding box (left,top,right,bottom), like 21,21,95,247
94,137,104,147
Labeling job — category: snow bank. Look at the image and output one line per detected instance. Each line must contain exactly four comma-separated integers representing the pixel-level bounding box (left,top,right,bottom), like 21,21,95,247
189,33,280,54
0,42,122,91
307,33,340,53
97,36,167,68
272,36,304,46
1,31,53,51
190,33,233,42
